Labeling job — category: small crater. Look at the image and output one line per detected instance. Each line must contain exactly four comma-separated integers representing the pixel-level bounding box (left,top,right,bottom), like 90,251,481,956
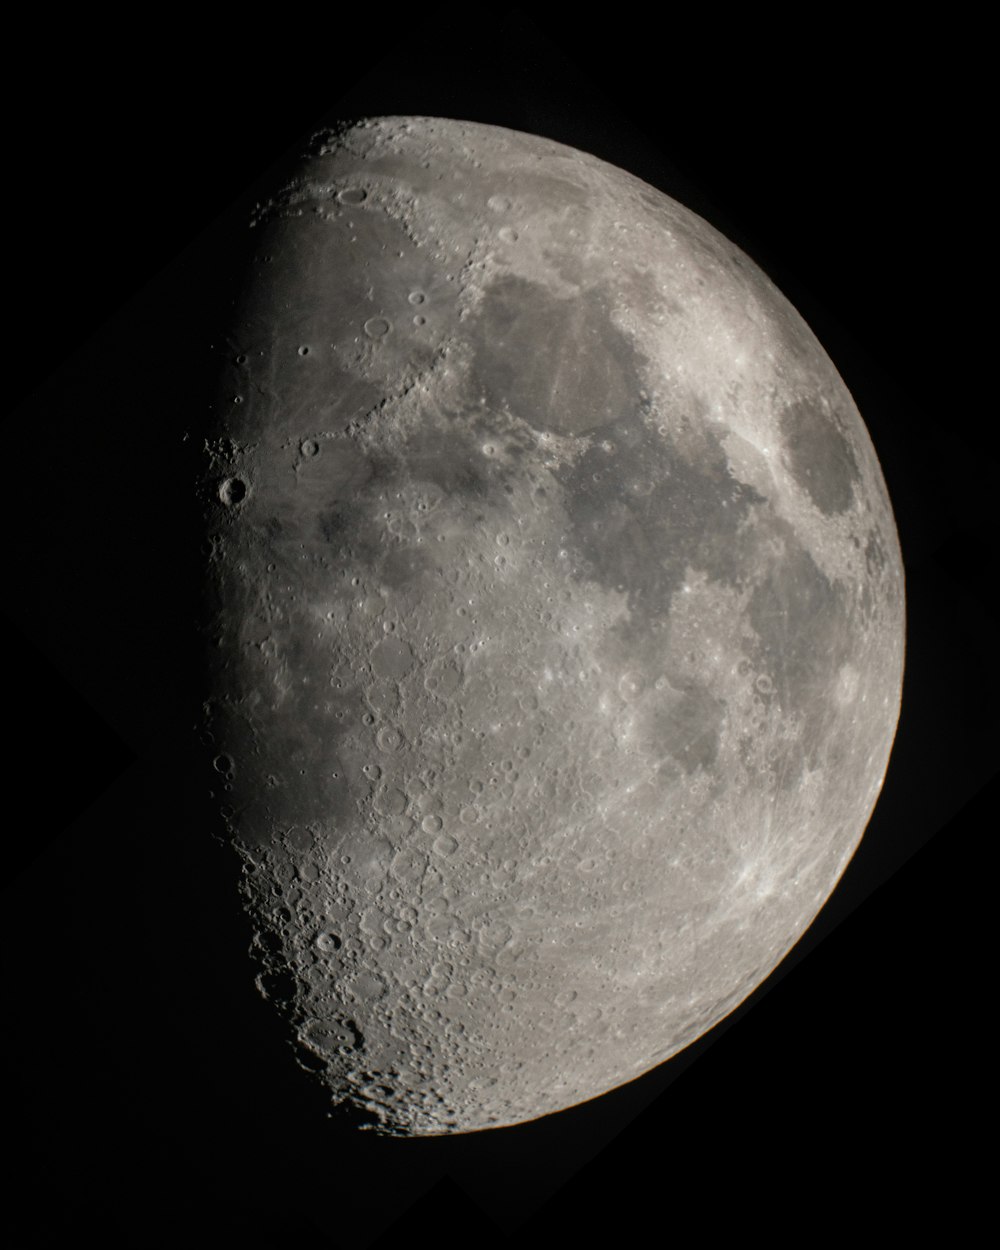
390,847,427,886
257,970,297,1004
376,725,405,753
304,1016,363,1054
425,660,462,699
371,636,413,681
219,478,247,506
373,785,407,816
479,920,513,949
364,316,391,339
618,671,643,700
300,439,319,458
337,187,368,205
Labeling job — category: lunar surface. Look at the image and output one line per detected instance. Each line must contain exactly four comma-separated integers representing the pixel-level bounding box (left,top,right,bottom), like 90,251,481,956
199,117,904,1134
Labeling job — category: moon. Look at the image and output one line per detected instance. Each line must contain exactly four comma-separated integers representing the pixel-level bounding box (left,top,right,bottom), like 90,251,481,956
199,116,905,1135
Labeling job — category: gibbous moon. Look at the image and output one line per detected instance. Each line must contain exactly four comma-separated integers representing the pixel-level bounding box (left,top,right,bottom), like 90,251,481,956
200,117,904,1134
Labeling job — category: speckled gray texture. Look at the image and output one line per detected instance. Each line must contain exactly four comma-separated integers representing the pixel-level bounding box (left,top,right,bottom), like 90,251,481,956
199,117,904,1134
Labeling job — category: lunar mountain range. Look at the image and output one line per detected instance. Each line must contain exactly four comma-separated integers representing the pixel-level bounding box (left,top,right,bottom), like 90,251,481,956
199,116,905,1134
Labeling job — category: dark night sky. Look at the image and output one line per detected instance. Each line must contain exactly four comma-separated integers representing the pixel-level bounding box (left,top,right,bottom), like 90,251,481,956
1,14,990,1246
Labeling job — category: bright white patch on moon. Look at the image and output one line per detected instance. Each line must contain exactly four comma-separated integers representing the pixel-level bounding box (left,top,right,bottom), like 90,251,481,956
199,117,904,1134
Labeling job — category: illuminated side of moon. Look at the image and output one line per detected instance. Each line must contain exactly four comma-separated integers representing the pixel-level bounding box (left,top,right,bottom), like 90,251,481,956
199,117,904,1134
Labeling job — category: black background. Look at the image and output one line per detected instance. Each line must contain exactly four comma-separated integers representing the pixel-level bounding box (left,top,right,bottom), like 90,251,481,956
1,13,990,1246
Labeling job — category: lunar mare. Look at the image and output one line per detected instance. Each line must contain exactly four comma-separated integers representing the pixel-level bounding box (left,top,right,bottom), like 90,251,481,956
200,117,904,1134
